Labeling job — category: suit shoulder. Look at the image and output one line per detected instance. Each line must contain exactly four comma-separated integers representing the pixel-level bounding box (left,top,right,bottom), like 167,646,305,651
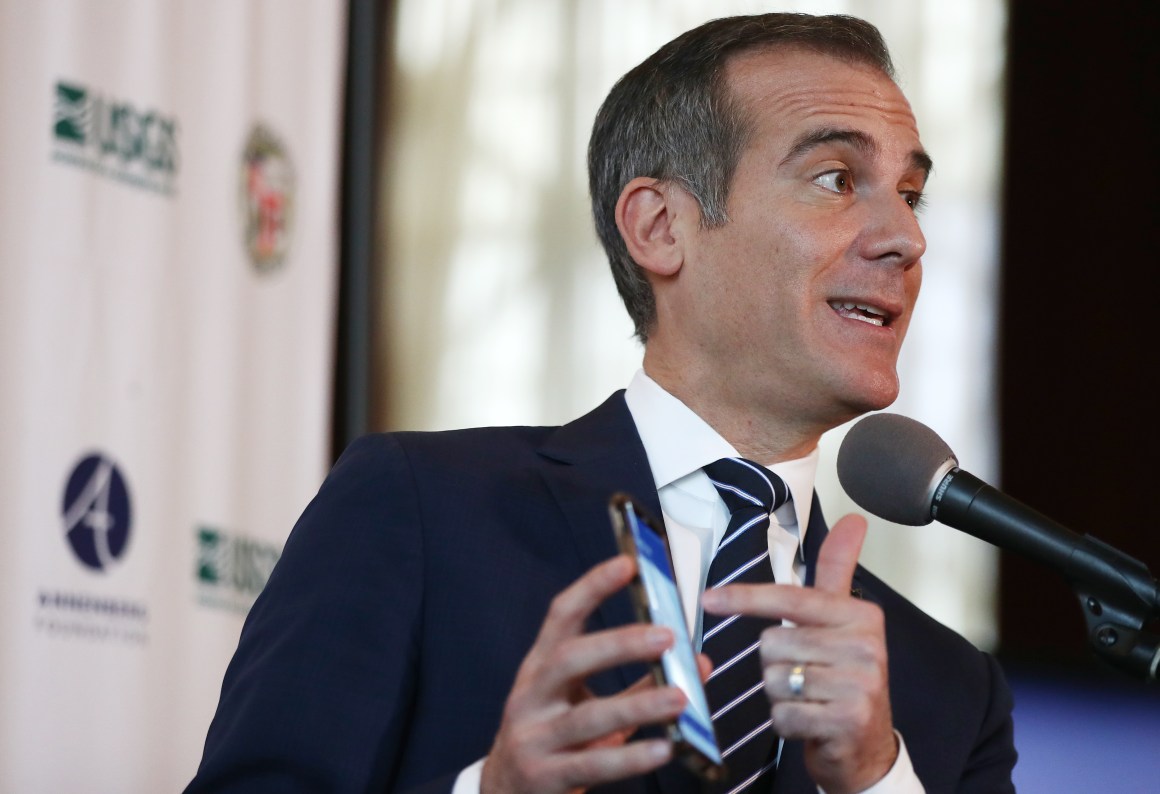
341,424,558,468
855,564,995,676
853,567,1016,790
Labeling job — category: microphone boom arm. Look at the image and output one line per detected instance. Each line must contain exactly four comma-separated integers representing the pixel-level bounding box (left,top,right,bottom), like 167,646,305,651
934,469,1160,681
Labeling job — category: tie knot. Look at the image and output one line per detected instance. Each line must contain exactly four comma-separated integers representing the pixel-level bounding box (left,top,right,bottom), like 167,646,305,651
702,457,790,516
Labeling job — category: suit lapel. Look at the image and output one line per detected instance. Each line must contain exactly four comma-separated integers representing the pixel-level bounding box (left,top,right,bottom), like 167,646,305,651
802,493,828,587
537,391,662,692
802,493,875,602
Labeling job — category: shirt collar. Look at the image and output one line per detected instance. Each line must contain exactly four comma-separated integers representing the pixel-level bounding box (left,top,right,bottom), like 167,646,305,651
624,368,819,536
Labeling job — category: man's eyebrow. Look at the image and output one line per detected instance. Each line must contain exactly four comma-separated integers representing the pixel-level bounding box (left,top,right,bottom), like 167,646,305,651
910,149,934,182
782,128,875,165
781,127,934,181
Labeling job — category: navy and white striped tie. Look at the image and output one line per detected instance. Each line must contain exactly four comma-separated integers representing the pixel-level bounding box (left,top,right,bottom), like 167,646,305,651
701,457,790,793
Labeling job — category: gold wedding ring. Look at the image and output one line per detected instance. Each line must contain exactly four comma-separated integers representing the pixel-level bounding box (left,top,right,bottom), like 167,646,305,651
787,664,806,698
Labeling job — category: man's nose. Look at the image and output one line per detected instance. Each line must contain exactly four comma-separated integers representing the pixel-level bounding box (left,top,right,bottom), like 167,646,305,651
861,191,926,268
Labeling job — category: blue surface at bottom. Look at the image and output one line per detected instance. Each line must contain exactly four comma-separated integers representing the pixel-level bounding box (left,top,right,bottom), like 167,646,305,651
1008,667,1160,793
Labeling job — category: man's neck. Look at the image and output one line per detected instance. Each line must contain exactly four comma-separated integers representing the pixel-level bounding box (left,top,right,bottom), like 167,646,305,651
641,356,833,464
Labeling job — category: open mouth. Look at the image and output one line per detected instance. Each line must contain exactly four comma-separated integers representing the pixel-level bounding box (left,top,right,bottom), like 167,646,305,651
828,300,891,327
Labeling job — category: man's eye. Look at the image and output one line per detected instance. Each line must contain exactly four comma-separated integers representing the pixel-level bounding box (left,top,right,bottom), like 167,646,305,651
903,191,927,212
814,170,851,193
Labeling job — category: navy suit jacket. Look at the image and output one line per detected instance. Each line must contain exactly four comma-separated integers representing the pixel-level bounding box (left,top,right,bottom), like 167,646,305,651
188,392,1016,793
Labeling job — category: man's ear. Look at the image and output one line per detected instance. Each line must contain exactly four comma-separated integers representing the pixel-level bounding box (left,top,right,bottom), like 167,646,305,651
614,177,690,278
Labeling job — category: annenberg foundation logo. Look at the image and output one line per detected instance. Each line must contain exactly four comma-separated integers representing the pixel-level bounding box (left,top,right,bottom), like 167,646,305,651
61,453,133,571
38,452,148,644
240,124,295,272
51,79,179,196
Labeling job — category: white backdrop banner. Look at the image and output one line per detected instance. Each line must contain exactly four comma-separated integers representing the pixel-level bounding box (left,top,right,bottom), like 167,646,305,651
0,1,346,790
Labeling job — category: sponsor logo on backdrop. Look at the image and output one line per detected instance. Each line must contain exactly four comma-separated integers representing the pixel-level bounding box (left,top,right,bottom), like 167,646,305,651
61,452,132,571
34,452,149,644
51,79,179,196
240,124,295,272
34,590,149,645
195,525,281,613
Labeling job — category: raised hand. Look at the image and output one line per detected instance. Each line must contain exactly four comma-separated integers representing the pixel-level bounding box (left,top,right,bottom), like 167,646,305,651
702,514,896,794
481,555,690,794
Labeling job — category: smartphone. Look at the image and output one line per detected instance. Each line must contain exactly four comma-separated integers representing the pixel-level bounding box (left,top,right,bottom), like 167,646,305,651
608,492,724,781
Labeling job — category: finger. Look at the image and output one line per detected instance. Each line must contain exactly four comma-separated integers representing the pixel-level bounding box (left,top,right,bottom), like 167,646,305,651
619,655,712,698
535,555,636,648
528,623,674,701
760,620,886,667
769,696,891,750
599,667,666,703
579,675,685,748
697,652,713,683
551,685,686,749
550,739,674,789
762,661,878,704
813,513,867,594
704,582,852,626
769,699,847,741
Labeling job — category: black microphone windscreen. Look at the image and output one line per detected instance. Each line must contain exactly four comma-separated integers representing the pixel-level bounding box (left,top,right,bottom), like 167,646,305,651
837,413,958,526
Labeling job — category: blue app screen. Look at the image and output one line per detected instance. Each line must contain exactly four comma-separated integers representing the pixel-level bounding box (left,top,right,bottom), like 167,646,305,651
627,505,722,765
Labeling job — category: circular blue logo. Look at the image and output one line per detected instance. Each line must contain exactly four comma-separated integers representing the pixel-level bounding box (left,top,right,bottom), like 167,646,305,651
61,453,132,571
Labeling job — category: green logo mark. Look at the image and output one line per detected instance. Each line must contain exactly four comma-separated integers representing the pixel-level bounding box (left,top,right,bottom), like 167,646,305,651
196,525,280,610
51,79,180,195
54,82,88,143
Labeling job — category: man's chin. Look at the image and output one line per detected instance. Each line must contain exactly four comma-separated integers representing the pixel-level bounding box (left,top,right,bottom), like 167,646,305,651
835,375,901,422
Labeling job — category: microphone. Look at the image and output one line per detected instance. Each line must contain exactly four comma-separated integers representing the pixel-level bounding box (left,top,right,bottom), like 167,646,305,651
837,413,1160,678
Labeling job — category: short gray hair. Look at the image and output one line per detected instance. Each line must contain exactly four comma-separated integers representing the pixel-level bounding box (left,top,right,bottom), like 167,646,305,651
587,13,896,341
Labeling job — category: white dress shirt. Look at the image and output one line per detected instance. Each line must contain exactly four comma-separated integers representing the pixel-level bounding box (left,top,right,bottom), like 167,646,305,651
453,372,922,793
624,369,815,642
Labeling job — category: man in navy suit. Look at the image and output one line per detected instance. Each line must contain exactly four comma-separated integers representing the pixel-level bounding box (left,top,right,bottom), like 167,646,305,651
189,13,1015,794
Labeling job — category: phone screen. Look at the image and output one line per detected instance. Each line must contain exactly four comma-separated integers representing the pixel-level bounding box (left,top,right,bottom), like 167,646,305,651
613,496,722,770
